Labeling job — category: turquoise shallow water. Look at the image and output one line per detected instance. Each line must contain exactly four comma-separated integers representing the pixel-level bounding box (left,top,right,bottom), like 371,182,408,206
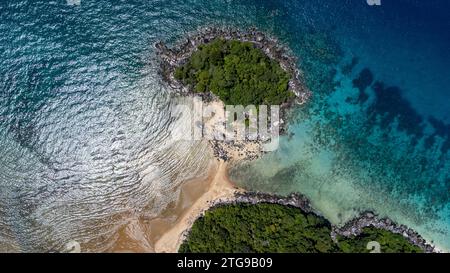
0,0,449,252
230,0,450,251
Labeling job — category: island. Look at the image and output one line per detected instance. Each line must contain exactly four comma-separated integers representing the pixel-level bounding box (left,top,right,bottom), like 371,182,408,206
156,27,309,162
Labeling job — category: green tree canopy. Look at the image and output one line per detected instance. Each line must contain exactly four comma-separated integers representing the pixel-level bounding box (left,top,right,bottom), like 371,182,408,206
175,39,294,106
179,203,423,253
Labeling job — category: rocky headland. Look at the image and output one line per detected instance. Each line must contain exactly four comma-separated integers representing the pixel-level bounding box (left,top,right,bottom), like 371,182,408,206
184,191,439,253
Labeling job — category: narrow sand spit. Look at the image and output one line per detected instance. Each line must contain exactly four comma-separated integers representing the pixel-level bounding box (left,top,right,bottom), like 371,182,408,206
151,98,255,253
154,160,242,253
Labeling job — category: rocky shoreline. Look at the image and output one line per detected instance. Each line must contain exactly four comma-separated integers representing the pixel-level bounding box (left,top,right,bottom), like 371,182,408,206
330,211,438,253
155,26,310,104
184,191,438,253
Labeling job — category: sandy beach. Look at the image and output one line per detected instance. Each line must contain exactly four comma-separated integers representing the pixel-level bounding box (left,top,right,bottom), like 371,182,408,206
154,160,242,253
107,159,241,253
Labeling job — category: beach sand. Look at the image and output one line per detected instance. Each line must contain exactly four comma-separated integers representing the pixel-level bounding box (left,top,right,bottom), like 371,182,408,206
154,160,241,253
108,159,241,253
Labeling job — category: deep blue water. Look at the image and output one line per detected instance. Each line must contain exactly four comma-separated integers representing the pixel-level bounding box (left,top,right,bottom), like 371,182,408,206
0,0,449,252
